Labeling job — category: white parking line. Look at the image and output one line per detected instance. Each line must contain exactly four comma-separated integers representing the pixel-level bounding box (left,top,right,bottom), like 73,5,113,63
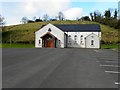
115,82,120,85
97,61,118,63
105,71,120,73
100,64,120,67
98,58,118,60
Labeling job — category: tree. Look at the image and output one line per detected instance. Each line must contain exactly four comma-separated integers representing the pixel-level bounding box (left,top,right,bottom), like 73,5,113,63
0,15,5,28
114,9,117,19
28,20,34,23
94,10,102,23
58,12,65,21
90,12,94,21
35,19,42,22
21,17,28,24
43,14,49,21
94,11,97,21
81,16,90,21
104,9,111,19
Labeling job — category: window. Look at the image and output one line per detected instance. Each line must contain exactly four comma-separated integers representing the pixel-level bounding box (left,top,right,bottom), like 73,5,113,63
91,40,94,45
68,35,71,44
80,35,83,45
58,40,61,47
74,35,77,44
91,36,94,38
68,35,71,37
39,40,41,44
74,35,77,40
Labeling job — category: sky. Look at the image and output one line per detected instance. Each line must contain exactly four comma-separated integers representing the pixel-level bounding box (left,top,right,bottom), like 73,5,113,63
0,0,119,26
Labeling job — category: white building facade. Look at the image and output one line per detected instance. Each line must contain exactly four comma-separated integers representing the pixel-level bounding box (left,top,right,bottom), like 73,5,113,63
35,23,101,48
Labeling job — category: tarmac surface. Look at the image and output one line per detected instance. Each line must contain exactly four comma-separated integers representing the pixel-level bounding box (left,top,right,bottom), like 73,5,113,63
2,48,119,88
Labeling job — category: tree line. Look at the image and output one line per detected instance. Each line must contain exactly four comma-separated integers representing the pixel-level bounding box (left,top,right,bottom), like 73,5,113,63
21,12,65,24
89,9,120,29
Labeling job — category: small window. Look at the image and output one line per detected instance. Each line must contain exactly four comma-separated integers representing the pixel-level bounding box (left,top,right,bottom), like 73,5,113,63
68,35,71,44
81,41,83,44
91,36,94,38
58,40,61,47
81,35,83,37
74,35,77,41
75,35,77,37
69,35,71,37
91,40,94,45
39,40,41,44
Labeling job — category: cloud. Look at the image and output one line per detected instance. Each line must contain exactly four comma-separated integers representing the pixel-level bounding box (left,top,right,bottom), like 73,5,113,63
2,1,84,26
20,1,83,20
63,7,83,20
5,17,21,26
20,0,70,17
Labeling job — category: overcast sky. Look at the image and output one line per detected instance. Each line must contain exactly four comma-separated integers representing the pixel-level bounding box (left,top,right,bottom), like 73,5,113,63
0,0,119,26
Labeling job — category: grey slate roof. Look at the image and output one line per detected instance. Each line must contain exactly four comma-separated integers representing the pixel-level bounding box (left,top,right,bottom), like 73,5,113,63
54,24,101,32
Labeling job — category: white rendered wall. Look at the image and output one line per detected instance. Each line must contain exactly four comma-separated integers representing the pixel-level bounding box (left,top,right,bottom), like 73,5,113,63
35,23,65,48
85,33,100,48
65,32,101,48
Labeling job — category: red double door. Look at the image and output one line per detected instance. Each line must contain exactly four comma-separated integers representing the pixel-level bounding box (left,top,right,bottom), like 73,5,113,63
46,39,54,48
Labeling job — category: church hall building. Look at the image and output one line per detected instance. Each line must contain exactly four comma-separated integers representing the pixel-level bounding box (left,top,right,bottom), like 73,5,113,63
35,23,101,48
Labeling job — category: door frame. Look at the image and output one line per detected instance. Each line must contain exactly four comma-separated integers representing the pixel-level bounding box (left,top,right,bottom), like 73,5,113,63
41,32,57,48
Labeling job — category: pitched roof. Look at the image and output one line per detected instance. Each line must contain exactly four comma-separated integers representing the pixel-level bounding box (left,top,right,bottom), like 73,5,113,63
54,24,101,32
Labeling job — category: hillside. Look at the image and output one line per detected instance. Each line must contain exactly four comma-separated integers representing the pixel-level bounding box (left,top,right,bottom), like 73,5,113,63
2,21,119,44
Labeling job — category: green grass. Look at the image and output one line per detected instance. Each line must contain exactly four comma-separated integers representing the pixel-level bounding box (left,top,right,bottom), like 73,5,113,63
1,43,118,49
101,43,118,49
1,43,34,48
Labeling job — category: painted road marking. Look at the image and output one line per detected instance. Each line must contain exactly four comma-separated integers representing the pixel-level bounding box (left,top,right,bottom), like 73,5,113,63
115,82,120,85
105,71,120,74
98,57,118,60
100,64,120,67
96,61,119,63
99,58,118,61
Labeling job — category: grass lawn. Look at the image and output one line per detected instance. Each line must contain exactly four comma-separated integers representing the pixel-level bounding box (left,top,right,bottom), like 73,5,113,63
1,43,34,48
101,44,118,49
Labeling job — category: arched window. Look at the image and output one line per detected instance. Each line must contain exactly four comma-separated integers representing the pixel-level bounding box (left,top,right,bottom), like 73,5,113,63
68,35,71,37
68,35,71,44
39,40,41,44
80,35,83,44
74,35,77,44
74,35,77,40
58,40,61,47
91,40,94,45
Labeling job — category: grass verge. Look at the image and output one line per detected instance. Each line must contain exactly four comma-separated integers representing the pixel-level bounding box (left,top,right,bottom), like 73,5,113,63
101,43,118,49
0,43,118,49
1,43,34,48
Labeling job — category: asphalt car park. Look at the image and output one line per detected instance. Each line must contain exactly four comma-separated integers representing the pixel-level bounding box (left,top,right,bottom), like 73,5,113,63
2,48,119,88
94,49,119,87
